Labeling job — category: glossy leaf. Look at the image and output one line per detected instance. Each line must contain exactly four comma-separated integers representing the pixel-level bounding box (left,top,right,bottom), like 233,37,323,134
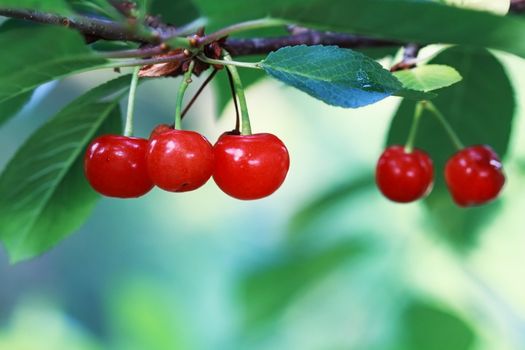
387,47,514,249
149,0,200,26
0,0,71,14
0,76,133,263
194,0,525,59
442,0,510,14
399,300,476,350
0,26,107,111
393,64,462,92
239,240,367,328
261,45,402,108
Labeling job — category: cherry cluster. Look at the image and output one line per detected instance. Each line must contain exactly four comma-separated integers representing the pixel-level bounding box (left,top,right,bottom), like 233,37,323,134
83,126,290,200
375,145,505,207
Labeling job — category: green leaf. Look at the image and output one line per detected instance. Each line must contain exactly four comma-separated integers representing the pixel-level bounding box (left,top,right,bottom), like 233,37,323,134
194,0,525,59
239,240,367,328
442,0,510,15
0,26,107,109
387,46,514,249
260,45,402,108
393,64,463,92
399,300,476,350
0,75,132,263
149,0,200,26
0,20,35,126
66,0,123,19
0,0,71,14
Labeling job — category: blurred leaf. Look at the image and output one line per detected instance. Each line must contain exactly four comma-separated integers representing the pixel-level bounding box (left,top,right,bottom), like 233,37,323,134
107,280,193,350
261,45,402,108
0,76,133,263
399,300,476,350
194,0,525,59
149,0,199,26
0,26,106,114
387,46,514,249
239,240,367,328
0,0,72,14
289,173,375,235
393,65,462,92
67,0,123,19
0,298,101,350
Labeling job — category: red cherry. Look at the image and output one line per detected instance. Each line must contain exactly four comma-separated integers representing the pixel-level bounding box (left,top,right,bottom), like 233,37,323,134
147,129,214,192
213,133,290,200
84,135,153,198
445,145,505,207
376,145,434,203
150,123,173,139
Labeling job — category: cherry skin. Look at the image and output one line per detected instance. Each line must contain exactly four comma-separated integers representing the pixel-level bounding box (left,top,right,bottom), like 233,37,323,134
150,123,173,139
147,129,214,192
376,145,434,203
445,145,505,207
213,133,290,200
84,135,154,198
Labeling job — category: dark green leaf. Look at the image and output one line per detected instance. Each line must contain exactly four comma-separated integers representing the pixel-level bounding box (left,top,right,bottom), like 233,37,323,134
0,26,107,110
149,0,199,26
194,0,525,59
66,0,123,19
260,45,402,108
387,47,514,249
239,240,367,328
399,300,476,350
0,0,71,14
0,20,36,126
0,75,132,263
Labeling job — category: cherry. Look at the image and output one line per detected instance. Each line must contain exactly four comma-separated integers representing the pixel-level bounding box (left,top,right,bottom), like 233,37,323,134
150,123,173,138
213,133,290,200
84,135,153,198
445,145,505,207
147,129,214,192
376,145,434,203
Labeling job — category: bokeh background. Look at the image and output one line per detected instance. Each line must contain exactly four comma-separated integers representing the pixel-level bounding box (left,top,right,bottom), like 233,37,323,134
1,48,525,350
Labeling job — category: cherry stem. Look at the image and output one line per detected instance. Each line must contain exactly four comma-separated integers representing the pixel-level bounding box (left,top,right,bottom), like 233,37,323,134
404,101,424,153
225,67,241,132
124,66,140,137
223,51,252,135
199,18,290,46
196,54,262,69
181,69,218,119
424,101,465,150
174,60,195,130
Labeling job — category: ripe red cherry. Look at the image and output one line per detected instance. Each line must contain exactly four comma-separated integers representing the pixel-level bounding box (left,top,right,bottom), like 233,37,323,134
150,123,173,138
376,145,434,203
445,145,505,207
84,135,153,198
213,133,290,200
147,129,214,192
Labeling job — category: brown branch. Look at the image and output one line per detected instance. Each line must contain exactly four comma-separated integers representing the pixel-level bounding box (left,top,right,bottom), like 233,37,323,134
510,0,525,13
223,31,401,56
0,8,403,57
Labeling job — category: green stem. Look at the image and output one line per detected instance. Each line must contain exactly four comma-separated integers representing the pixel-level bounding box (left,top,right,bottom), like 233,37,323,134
223,51,252,135
174,60,196,129
124,66,140,137
200,18,290,45
424,101,465,150
197,54,262,69
404,101,424,153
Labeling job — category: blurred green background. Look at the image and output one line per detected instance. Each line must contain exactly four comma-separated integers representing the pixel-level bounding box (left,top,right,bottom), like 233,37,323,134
1,48,525,350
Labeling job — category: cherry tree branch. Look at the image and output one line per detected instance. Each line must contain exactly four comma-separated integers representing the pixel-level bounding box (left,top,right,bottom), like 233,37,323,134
0,7,402,56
